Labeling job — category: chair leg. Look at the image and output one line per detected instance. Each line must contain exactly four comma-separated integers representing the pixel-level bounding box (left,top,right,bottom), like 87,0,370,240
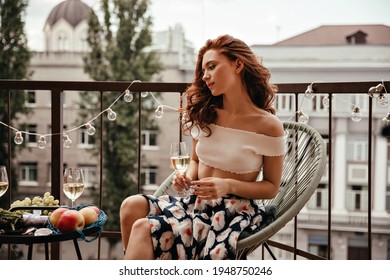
264,242,277,260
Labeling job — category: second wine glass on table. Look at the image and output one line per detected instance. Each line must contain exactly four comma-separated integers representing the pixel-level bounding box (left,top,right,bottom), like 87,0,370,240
170,142,191,195
0,166,9,198
63,168,84,208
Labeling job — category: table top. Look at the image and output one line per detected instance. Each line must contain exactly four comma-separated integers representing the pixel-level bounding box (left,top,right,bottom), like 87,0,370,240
0,226,100,245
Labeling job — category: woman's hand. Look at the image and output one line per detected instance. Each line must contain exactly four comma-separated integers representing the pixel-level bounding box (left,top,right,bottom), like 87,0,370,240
190,177,230,200
172,172,192,193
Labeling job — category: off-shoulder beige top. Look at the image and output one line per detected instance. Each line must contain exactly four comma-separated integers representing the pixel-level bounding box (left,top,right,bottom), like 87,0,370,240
191,124,286,174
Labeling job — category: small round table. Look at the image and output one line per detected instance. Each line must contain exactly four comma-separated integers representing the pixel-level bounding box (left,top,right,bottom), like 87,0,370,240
0,205,103,260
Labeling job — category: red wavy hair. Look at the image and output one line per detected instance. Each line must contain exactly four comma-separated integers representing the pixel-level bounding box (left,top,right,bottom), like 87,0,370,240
182,34,277,136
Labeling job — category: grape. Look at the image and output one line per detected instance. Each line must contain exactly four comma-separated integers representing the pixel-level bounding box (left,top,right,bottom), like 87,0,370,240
10,192,61,216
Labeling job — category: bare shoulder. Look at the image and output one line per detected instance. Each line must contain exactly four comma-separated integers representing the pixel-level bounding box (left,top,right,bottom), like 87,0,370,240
256,112,284,137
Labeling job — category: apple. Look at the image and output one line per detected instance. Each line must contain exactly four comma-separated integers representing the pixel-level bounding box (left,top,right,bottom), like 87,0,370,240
49,207,68,227
79,206,99,226
56,209,85,232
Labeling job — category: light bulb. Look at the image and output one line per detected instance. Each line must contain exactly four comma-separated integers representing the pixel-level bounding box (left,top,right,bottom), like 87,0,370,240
63,134,72,148
351,106,362,122
297,111,309,124
14,131,23,145
381,113,390,127
123,90,133,103
367,83,383,98
141,92,149,98
155,105,164,118
376,83,384,93
37,135,47,149
377,93,389,107
304,84,314,99
322,96,331,107
107,108,117,121
86,123,96,135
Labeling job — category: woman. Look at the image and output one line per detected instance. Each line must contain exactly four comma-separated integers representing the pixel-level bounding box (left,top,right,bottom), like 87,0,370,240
120,34,285,260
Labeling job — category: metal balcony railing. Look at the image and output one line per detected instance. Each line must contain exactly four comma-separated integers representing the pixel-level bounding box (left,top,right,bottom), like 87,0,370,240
0,79,389,260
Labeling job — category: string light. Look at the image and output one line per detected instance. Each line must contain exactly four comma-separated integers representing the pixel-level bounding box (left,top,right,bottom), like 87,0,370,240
368,83,384,98
14,131,23,145
351,106,363,122
377,92,389,107
123,89,133,103
322,96,331,108
37,135,47,149
296,110,309,124
63,134,72,148
381,113,390,127
304,83,315,99
1,80,388,149
107,108,117,121
155,105,164,118
85,122,96,136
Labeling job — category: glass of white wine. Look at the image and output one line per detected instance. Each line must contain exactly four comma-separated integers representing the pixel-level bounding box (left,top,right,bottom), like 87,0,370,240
63,168,84,207
0,166,9,198
170,142,191,196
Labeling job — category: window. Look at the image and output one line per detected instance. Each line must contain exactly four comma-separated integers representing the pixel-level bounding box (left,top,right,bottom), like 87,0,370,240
26,124,37,146
275,94,294,112
312,94,328,112
141,166,158,186
308,184,328,210
347,135,368,161
346,185,368,211
25,90,36,106
387,138,390,161
78,165,97,188
78,129,95,147
142,130,158,149
308,236,328,258
348,238,369,260
57,31,69,51
321,135,330,156
19,163,38,186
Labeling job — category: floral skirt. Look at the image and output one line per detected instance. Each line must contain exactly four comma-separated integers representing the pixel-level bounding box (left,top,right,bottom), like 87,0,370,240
143,194,270,260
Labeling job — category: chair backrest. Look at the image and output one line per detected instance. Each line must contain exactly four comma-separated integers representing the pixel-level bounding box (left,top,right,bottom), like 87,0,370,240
236,121,326,252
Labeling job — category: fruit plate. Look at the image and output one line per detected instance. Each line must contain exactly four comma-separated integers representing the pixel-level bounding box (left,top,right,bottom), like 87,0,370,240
47,204,107,242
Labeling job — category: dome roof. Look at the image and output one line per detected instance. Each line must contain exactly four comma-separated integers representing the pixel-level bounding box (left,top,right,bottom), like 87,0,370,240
45,0,92,28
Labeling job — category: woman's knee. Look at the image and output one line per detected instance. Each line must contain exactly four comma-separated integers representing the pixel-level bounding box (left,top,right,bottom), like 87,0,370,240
120,195,149,219
131,218,151,235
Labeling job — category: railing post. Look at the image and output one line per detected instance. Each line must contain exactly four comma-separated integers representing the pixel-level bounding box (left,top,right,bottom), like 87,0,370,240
50,89,63,259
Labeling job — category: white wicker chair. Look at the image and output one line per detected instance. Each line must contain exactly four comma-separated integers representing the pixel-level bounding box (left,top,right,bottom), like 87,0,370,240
153,121,327,259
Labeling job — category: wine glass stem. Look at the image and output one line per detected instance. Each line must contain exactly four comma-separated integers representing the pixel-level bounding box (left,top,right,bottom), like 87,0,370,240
71,199,74,208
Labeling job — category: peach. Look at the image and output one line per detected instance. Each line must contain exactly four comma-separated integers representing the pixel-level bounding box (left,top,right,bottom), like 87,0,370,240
56,209,85,232
79,206,99,226
49,207,68,227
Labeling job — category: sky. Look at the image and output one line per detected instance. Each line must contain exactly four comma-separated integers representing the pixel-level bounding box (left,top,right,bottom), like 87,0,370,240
25,0,390,51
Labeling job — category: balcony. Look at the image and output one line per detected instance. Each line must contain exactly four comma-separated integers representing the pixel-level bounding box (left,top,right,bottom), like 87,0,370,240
0,79,389,260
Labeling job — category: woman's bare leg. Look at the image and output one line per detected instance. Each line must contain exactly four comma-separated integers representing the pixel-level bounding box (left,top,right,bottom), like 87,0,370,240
120,195,153,259
124,218,154,259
